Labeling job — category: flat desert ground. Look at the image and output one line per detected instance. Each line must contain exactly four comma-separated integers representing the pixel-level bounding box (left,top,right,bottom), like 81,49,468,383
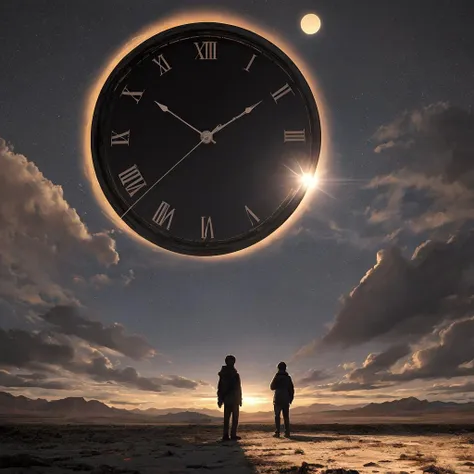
0,424,473,473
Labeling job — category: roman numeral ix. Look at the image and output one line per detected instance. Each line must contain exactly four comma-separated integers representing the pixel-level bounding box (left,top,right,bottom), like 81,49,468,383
111,130,130,146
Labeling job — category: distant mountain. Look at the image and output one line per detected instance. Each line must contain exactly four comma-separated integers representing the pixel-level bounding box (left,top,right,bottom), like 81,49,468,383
337,397,474,417
1,392,473,423
151,411,218,423
0,392,220,423
291,402,364,414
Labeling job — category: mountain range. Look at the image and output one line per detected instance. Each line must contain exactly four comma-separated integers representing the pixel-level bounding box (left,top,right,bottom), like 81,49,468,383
0,392,473,423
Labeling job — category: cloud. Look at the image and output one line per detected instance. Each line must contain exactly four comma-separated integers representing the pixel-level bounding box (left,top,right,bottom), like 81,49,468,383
298,369,332,386
373,103,474,184
429,381,474,394
390,317,474,382
0,325,196,394
0,138,118,307
0,370,71,390
40,305,156,360
0,327,75,369
72,353,163,392
298,230,474,353
368,103,474,236
348,344,412,384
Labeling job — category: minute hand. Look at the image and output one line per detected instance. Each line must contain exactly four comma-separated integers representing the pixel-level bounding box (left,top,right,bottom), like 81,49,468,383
213,101,262,135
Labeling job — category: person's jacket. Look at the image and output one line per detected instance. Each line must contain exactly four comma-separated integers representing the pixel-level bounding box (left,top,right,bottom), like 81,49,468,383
217,365,242,406
270,369,294,405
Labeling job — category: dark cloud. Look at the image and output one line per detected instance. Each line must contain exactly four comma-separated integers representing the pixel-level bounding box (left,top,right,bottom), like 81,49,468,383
73,353,162,392
298,369,332,386
373,103,474,185
0,370,71,390
297,230,474,354
328,381,381,392
0,327,196,394
41,305,156,360
429,381,474,394
368,104,474,235
0,328,75,368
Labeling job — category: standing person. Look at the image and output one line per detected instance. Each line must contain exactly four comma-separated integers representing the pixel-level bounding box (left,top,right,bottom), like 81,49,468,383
270,361,294,438
217,354,242,441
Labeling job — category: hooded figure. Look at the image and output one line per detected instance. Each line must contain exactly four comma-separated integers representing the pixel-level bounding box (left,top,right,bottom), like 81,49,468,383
217,355,242,441
270,361,294,438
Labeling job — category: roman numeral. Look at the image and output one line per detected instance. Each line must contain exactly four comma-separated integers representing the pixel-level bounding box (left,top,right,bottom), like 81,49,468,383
201,216,214,239
118,164,146,197
243,54,257,72
120,86,144,104
284,129,306,142
194,41,217,60
152,201,175,230
245,206,260,226
111,130,130,146
152,54,172,75
271,83,294,103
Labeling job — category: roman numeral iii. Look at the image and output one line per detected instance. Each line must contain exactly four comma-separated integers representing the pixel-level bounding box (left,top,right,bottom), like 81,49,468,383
152,54,172,75
201,216,214,239
120,86,144,104
118,164,146,197
194,41,217,60
152,201,175,230
111,130,130,146
284,130,306,142
271,83,294,103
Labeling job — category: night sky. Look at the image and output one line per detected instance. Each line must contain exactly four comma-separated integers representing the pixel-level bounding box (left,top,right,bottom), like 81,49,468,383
1,0,474,411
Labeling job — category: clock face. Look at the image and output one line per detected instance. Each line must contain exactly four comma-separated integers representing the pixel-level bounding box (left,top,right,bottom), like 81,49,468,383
91,22,321,256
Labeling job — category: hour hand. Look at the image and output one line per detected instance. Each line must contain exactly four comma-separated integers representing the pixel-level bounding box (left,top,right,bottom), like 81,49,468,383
155,101,216,143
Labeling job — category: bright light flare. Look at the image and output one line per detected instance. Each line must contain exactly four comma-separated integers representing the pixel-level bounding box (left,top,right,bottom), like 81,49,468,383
301,172,319,189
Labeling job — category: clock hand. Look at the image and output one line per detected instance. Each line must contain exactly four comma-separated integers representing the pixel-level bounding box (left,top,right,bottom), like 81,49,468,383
155,101,216,144
120,139,204,218
212,100,262,135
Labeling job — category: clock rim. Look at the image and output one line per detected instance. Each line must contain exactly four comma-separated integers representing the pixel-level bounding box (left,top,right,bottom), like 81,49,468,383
91,21,322,257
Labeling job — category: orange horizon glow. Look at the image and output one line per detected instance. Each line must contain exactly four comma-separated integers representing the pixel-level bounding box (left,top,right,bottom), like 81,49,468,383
82,8,332,262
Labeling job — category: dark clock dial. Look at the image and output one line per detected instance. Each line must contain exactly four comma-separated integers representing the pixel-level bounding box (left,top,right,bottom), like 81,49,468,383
91,22,321,256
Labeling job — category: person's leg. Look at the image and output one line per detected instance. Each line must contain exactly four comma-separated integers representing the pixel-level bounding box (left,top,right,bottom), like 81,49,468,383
223,404,231,439
282,404,290,437
230,404,240,438
273,404,282,435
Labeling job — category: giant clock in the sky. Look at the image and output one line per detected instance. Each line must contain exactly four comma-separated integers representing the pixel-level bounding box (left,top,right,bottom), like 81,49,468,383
91,22,321,256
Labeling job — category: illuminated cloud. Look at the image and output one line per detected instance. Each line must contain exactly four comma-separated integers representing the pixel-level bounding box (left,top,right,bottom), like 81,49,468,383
40,305,156,360
0,138,119,307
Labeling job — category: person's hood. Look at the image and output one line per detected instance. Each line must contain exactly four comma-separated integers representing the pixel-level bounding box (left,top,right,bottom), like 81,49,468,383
219,365,238,376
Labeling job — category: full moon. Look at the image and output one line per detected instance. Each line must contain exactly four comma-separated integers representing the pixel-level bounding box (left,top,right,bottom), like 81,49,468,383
301,13,321,35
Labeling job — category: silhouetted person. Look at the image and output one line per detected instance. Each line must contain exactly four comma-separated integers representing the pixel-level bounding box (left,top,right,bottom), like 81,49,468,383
217,354,242,441
270,361,294,438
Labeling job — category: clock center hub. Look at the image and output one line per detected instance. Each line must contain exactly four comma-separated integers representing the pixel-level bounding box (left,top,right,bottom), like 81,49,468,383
200,130,214,144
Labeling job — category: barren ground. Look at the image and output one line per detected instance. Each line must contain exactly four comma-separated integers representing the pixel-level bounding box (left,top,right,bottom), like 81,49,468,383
0,424,473,473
